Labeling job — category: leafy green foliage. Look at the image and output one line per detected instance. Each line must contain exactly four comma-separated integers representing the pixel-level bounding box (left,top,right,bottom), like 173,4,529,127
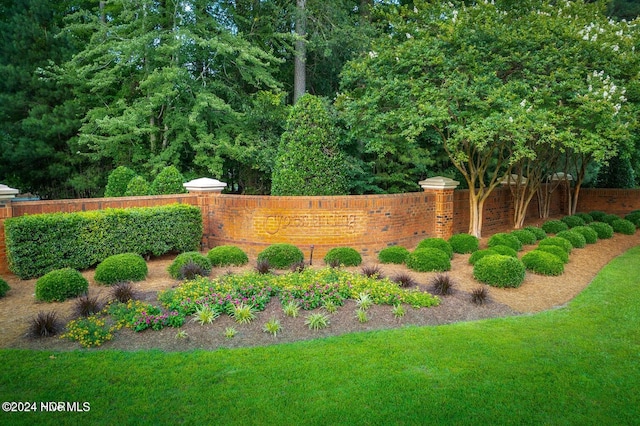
561,215,587,229
625,211,640,228
524,226,547,240
596,155,637,188
488,245,519,258
612,219,636,235
305,312,330,330
521,251,565,276
262,318,282,337
168,252,211,280
94,253,148,285
207,245,249,267
0,278,10,298
323,247,362,267
571,226,599,244
538,237,573,254
5,204,202,279
416,238,454,259
151,166,187,195
124,176,151,196
510,230,537,246
473,255,526,288
448,234,479,254
573,213,594,224
535,246,569,264
271,95,348,195
377,246,410,264
468,249,499,265
589,211,608,222
541,220,569,234
105,166,137,197
35,268,88,302
589,222,615,239
257,244,304,269
602,214,621,226
487,233,522,252
556,230,587,249
406,248,451,273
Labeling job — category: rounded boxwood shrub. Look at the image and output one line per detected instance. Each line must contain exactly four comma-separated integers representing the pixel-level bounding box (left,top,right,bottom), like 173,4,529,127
168,252,212,279
535,245,569,264
207,245,249,267
574,212,594,224
487,233,522,252
524,226,547,240
541,220,569,234
571,226,598,244
588,222,614,239
94,253,148,285
104,166,137,197
151,165,187,195
510,229,537,245
378,246,410,264
473,255,526,288
468,249,499,265
589,211,607,222
538,237,573,253
406,248,451,272
521,251,565,276
624,211,640,228
416,238,453,259
35,268,88,302
556,230,587,249
487,245,518,258
560,215,586,229
448,234,479,254
257,244,304,269
0,278,10,298
612,219,636,235
324,247,362,267
602,214,621,226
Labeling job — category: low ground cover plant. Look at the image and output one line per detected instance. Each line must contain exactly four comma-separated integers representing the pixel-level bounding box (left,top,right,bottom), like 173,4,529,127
448,234,479,254
324,247,362,266
377,246,410,264
487,233,522,252
406,248,451,272
473,255,526,288
257,244,304,269
416,238,454,259
168,252,212,279
35,268,89,302
521,250,565,276
207,245,249,267
95,253,148,285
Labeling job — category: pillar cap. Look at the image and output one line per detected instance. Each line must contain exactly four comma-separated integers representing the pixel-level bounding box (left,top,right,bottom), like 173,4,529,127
500,174,528,185
548,172,573,182
419,176,460,190
183,178,227,193
0,184,19,200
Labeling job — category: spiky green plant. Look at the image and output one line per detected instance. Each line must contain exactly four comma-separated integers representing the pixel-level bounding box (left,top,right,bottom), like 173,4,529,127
262,318,282,337
282,301,301,318
392,304,406,319
224,327,238,339
231,303,256,324
305,312,330,330
192,305,218,325
355,292,374,310
356,308,369,323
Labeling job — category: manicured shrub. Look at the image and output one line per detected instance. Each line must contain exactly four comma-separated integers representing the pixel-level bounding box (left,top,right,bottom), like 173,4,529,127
5,204,202,279
124,175,151,196
561,215,586,228
0,278,9,298
35,268,89,302
510,229,537,245
487,233,522,252
524,226,547,240
324,247,362,267
168,252,212,279
468,249,499,265
406,248,451,272
602,214,621,226
612,219,636,235
538,237,573,253
473,255,526,288
207,245,249,267
104,166,137,197
589,211,607,222
541,220,569,234
416,238,454,259
488,245,518,258
556,230,587,249
151,165,187,195
574,213,594,224
571,226,598,244
257,244,304,269
588,222,614,239
448,234,479,254
378,246,410,264
624,211,640,228
521,251,565,276
535,245,569,264
95,253,148,285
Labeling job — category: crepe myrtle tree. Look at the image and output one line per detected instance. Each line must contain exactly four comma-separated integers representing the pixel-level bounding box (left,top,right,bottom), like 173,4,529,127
337,0,637,236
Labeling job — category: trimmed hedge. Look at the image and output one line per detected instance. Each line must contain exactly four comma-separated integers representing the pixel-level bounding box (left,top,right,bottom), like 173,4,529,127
535,245,569,264
521,251,565,276
257,244,304,269
0,278,10,298
378,246,410,264
571,226,598,244
207,246,249,267
406,248,451,272
573,213,594,224
468,249,499,265
488,245,518,258
510,229,537,245
589,211,607,222
487,233,522,252
416,238,454,259
602,214,621,226
448,234,479,254
94,253,148,285
524,226,547,240
561,215,586,229
473,255,526,288
541,220,569,234
5,204,202,279
589,222,614,239
624,211,640,228
104,166,137,197
556,230,587,249
538,237,573,253
168,252,212,279
35,268,88,302
151,166,187,195
324,247,362,267
612,219,636,235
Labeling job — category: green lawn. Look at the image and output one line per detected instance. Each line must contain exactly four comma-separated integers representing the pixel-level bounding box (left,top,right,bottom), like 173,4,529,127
2,247,640,425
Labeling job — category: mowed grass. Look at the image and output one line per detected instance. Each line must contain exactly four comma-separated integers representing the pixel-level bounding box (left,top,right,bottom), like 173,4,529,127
2,247,640,425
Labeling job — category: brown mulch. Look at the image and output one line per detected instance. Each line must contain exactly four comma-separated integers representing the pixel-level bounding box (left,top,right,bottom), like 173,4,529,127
1,232,638,352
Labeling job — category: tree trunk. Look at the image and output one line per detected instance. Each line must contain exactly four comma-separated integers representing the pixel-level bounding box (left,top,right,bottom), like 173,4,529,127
294,0,306,102
468,191,484,238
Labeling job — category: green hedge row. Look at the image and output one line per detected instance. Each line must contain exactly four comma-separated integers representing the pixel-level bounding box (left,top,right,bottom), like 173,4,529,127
5,204,202,279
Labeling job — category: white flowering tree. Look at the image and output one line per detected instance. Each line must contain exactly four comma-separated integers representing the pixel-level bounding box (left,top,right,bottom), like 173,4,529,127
338,0,638,236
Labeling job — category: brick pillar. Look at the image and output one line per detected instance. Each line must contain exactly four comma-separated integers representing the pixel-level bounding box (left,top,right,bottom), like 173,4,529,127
184,178,227,251
0,184,19,274
419,177,460,240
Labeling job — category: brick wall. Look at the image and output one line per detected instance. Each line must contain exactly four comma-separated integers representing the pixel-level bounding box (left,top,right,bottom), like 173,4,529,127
577,188,640,215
